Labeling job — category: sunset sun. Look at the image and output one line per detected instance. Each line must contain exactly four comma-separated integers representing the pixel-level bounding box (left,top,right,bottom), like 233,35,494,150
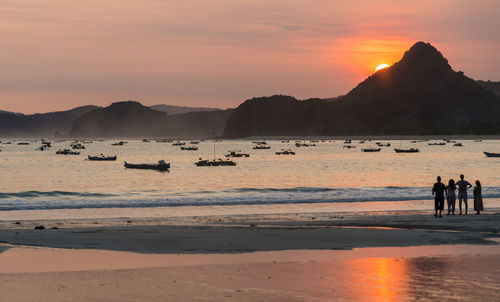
375,64,390,71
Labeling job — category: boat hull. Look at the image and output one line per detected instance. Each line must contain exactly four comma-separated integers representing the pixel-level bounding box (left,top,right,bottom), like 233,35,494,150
124,162,170,171
484,152,500,157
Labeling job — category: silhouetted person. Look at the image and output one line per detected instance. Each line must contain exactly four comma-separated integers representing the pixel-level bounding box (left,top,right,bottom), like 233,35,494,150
446,179,456,215
456,174,472,215
473,180,484,215
432,176,446,218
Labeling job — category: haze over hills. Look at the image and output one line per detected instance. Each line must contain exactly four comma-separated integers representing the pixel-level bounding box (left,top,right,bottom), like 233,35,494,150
0,105,99,138
151,104,220,115
477,80,500,97
223,42,500,138
70,101,233,138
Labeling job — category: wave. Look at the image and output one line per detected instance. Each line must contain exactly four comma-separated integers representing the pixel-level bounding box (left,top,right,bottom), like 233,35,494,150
0,191,117,199
1,186,499,211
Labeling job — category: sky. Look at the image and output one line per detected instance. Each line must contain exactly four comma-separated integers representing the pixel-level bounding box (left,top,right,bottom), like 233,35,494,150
0,0,499,114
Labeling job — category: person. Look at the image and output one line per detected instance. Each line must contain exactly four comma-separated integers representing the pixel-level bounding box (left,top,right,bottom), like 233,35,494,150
473,180,484,215
446,179,456,215
432,176,446,218
456,174,472,215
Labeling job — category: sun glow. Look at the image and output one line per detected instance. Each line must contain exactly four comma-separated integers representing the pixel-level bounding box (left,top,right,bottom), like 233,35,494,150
375,64,390,72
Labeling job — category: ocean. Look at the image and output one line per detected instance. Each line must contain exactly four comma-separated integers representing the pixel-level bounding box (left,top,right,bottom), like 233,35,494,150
1,139,499,219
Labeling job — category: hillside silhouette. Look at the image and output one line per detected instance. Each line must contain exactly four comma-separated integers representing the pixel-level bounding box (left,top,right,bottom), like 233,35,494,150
224,42,500,137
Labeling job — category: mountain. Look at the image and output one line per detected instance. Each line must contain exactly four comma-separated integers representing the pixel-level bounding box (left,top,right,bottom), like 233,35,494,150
224,42,500,138
151,104,220,115
0,110,23,116
70,101,233,138
0,105,99,138
478,80,500,97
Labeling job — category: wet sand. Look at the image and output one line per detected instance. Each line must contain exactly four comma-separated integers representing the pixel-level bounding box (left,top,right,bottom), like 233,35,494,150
0,212,498,301
0,245,498,301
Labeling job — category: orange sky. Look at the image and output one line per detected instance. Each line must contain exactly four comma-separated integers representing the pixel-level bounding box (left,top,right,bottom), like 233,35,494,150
0,0,499,113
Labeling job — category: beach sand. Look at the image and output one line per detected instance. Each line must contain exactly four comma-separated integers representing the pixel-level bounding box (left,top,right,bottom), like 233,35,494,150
0,211,499,301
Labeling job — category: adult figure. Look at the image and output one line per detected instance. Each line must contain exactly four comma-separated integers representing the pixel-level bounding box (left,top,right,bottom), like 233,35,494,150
473,180,484,215
446,179,456,215
432,176,446,218
456,174,472,215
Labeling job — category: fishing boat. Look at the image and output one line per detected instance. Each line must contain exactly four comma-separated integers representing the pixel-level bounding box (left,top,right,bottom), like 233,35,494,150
453,143,463,147
56,149,80,155
394,148,420,153
344,139,351,144
484,152,500,157
225,150,250,157
190,141,200,144
172,141,186,146
181,146,198,151
195,158,236,166
343,145,356,149
376,142,390,147
253,144,271,150
295,142,315,147
87,155,117,161
17,142,30,145
124,160,170,171
361,148,381,152
275,149,295,155
142,139,151,142
252,141,267,145
428,142,446,146
112,141,127,146
71,143,85,149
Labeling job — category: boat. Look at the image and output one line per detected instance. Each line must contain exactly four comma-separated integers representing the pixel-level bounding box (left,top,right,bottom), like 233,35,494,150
190,141,200,144
484,152,500,157
344,139,351,144
142,139,151,142
474,140,483,142
124,160,170,171
172,141,185,146
361,148,381,152
195,158,236,167
281,140,289,143
36,145,50,151
225,151,250,157
453,143,463,147
87,155,117,161
17,142,30,145
112,141,127,146
155,139,172,143
253,144,271,150
180,146,198,151
295,142,316,147
394,148,420,153
275,149,295,155
71,143,85,149
376,142,390,147
343,145,356,149
428,142,446,146
252,141,267,145
56,149,80,155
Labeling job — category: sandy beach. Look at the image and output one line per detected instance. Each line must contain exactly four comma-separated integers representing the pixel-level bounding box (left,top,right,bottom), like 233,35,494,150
0,211,499,301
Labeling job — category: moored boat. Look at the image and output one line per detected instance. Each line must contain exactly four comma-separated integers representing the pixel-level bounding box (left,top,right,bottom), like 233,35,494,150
253,144,271,150
394,148,420,153
181,146,198,151
112,141,127,146
195,158,236,166
275,149,295,155
225,150,250,157
362,148,381,152
124,160,170,171
56,149,80,155
484,152,500,157
88,155,117,161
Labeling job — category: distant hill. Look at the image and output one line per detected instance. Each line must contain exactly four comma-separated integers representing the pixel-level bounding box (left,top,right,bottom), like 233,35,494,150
224,42,500,138
0,105,99,138
151,104,220,115
478,80,500,97
70,101,233,138
0,110,23,116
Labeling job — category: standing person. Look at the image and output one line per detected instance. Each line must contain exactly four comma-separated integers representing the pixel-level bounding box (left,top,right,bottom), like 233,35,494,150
473,180,484,215
456,174,472,215
446,179,456,215
432,176,446,218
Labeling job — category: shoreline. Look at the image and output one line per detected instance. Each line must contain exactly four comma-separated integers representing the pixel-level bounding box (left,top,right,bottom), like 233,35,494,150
0,212,498,254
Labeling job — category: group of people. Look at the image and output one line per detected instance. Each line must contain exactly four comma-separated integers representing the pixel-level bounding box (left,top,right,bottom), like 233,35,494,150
432,174,484,217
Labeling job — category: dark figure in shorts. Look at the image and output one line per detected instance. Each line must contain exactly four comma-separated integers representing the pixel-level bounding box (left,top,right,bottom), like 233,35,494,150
432,176,446,218
456,174,472,215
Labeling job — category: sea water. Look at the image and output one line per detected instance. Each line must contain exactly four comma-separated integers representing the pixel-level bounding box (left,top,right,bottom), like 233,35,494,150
0,139,499,219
